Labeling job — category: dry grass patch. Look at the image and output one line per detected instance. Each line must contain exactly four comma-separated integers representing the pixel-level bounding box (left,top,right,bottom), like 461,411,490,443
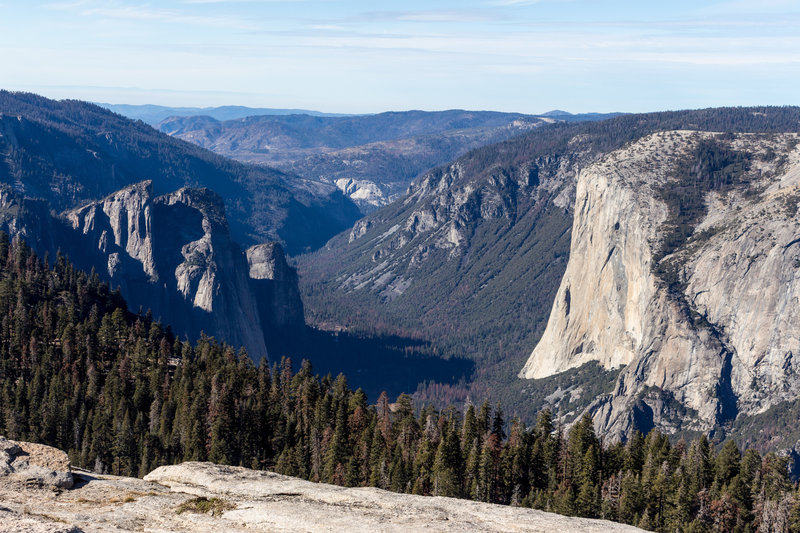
176,497,234,517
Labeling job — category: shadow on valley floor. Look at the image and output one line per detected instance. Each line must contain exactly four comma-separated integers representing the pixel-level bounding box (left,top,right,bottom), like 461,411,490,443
267,326,475,403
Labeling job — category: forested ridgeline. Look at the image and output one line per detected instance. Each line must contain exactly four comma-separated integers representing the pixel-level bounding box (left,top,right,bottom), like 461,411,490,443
2,233,800,532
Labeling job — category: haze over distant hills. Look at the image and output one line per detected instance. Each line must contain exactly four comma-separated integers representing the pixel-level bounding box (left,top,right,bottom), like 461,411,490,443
101,102,618,128
98,103,351,125
0,91,361,254
156,109,623,212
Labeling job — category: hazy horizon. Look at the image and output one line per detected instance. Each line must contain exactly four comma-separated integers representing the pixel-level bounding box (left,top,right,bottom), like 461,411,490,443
2,1,799,114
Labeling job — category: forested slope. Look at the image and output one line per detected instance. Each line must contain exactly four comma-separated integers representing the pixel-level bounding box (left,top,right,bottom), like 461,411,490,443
2,233,800,532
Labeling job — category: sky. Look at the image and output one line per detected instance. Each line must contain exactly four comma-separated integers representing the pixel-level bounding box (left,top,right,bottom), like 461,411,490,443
1,0,799,114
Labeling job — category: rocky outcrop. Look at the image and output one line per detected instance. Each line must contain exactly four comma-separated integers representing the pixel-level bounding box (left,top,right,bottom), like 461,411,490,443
0,436,73,489
67,181,269,360
0,180,306,362
0,456,647,533
521,131,800,439
334,177,389,210
67,181,157,280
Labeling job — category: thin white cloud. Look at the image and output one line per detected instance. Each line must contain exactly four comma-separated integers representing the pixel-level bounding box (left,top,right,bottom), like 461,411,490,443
44,0,93,9
702,0,800,14
47,0,258,29
180,0,306,3
484,63,544,74
489,0,573,6
348,10,501,24
279,26,800,68
397,11,498,23
310,24,347,31
81,5,177,21
629,51,800,66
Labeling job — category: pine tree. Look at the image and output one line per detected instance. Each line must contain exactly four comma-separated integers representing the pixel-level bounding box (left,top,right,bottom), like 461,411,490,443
433,415,463,498
323,395,349,483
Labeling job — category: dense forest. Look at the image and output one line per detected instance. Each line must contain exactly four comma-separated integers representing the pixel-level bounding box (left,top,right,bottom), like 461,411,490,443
3,234,800,532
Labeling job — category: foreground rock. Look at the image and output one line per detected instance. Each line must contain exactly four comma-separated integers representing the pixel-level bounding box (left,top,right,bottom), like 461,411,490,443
0,453,645,532
0,436,73,489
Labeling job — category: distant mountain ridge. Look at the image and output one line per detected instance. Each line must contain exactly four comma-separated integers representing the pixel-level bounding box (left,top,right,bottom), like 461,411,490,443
98,103,353,125
540,109,624,121
0,91,361,254
160,110,543,148
157,110,559,212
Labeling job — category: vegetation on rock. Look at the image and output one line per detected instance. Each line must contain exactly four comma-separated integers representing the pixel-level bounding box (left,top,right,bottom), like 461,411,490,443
176,497,234,516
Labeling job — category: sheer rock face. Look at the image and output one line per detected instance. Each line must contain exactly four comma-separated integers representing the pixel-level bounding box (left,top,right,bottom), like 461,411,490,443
66,181,270,360
246,242,304,331
68,181,157,280
521,131,800,440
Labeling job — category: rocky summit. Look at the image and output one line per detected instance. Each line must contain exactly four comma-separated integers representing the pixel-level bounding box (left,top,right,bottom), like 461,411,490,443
0,438,645,533
0,436,73,490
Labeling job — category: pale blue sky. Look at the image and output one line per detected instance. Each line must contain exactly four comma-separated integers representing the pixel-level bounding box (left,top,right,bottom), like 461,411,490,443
2,0,799,113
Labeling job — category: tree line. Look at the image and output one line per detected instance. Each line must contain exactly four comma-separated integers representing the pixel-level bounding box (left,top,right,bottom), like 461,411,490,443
2,232,800,532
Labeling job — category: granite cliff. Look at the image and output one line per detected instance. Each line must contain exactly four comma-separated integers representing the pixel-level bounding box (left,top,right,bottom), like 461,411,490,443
522,131,800,439
0,181,304,361
246,242,305,332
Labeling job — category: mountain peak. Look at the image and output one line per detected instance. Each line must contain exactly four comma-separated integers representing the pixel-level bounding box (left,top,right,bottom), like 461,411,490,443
541,109,573,117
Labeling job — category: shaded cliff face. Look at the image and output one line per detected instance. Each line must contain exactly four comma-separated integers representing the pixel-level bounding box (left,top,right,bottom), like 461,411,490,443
521,131,800,440
67,181,278,360
0,186,76,253
246,242,304,332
